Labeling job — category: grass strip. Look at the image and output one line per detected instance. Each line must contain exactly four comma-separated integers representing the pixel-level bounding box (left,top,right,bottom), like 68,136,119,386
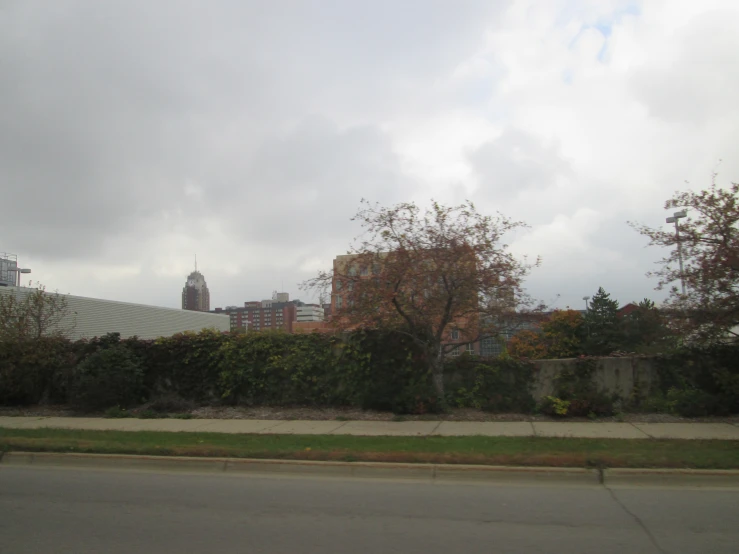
1,427,738,469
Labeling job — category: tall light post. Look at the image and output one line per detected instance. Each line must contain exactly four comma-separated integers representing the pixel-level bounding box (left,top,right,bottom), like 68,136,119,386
583,296,590,337
666,210,687,295
9,267,32,287
6,267,31,330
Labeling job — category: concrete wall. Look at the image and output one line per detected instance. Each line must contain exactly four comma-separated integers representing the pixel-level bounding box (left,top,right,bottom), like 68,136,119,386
0,287,230,340
530,357,658,401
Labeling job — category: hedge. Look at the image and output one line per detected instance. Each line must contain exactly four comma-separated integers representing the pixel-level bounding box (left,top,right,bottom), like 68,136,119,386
0,330,737,415
0,329,533,413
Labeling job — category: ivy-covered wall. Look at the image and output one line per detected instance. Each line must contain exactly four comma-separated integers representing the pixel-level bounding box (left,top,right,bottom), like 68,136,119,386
0,330,737,416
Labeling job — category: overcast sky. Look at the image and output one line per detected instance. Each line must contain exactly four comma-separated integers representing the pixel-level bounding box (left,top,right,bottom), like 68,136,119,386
2,0,738,310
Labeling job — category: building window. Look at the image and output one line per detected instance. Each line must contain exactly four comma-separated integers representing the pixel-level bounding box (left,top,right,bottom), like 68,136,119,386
335,295,343,309
335,279,342,291
450,346,461,357
481,337,504,358
348,265,358,277
450,329,460,340
360,265,369,276
466,343,475,355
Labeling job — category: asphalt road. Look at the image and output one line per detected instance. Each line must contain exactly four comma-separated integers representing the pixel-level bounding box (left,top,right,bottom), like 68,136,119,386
1,467,737,554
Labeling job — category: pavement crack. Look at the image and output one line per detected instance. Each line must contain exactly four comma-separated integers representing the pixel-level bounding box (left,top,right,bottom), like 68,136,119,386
429,421,443,436
332,421,349,434
605,486,668,554
628,422,652,439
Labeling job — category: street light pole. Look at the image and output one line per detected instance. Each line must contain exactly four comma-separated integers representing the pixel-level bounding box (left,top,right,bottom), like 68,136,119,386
666,210,687,295
8,267,32,287
582,296,590,337
6,267,31,332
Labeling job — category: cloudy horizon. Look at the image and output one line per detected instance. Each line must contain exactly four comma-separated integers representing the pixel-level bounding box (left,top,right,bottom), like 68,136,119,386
2,0,738,311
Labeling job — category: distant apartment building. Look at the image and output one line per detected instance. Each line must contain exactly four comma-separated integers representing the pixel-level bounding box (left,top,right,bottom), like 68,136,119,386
182,270,210,312
297,304,324,322
213,293,297,332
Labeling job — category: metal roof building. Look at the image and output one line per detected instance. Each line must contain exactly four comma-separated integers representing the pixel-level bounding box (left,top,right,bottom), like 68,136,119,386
0,287,229,340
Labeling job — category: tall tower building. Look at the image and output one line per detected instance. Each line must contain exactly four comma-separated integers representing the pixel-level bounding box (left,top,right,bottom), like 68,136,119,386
182,258,210,312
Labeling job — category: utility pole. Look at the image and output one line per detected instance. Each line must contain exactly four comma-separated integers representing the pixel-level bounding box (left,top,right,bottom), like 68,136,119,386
666,210,687,295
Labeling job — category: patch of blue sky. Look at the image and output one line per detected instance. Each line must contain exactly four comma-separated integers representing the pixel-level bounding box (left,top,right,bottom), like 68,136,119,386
567,2,641,61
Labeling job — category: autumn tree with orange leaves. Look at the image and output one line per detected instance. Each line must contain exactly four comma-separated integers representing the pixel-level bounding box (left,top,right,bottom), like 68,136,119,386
302,199,541,400
507,309,585,359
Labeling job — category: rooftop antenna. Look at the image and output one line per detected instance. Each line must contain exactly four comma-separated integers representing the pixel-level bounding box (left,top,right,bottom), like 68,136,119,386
195,254,197,272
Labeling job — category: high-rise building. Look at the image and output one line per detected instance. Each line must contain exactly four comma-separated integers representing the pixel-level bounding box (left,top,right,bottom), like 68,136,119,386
0,252,19,287
182,266,210,312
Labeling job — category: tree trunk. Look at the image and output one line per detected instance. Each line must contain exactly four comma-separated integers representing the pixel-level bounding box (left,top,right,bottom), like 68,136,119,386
429,351,445,406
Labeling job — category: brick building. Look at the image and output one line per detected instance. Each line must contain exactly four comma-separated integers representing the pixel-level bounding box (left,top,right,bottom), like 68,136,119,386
214,298,297,333
329,252,484,353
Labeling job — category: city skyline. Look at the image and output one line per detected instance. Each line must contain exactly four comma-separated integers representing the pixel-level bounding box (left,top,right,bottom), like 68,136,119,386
2,2,738,311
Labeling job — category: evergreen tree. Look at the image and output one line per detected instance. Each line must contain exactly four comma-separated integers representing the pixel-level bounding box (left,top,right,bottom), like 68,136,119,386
583,287,620,355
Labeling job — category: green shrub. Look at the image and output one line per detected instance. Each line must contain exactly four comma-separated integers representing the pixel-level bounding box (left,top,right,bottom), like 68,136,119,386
539,396,571,417
69,346,145,411
341,329,438,414
147,393,196,414
665,387,722,417
217,331,346,406
445,356,535,413
146,330,231,402
549,358,616,417
136,408,164,419
654,345,739,415
0,338,77,405
104,406,132,418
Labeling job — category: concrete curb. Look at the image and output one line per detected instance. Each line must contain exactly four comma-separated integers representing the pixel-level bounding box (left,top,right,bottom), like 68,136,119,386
603,467,739,488
2,451,738,487
0,451,600,484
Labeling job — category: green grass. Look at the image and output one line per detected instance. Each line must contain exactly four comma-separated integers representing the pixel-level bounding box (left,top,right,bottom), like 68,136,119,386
1,427,738,469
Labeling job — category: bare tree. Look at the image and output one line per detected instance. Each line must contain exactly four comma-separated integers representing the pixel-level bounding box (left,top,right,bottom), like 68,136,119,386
302,199,541,400
0,284,75,341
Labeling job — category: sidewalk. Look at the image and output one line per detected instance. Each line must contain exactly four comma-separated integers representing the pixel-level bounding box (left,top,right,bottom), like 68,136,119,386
2,416,739,440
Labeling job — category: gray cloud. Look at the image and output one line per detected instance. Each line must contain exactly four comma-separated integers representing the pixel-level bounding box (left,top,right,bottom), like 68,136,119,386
0,0,499,265
1,0,737,312
630,8,739,125
468,128,574,204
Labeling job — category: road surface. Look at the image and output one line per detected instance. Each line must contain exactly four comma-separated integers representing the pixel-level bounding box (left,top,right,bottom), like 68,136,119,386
1,466,737,553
